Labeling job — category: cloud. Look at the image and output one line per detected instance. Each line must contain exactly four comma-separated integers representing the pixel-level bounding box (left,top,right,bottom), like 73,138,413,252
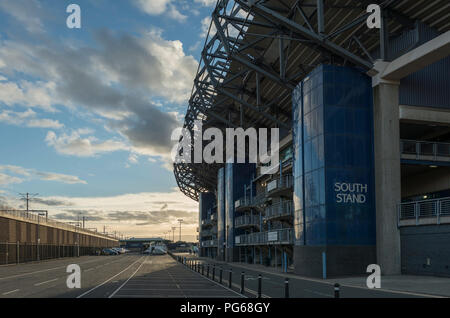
32,198,74,207
0,173,23,186
45,130,129,157
0,109,63,129
194,0,217,7
34,171,87,185
0,80,58,112
1,189,199,239
0,29,196,163
201,16,214,38
0,0,45,34
0,165,87,185
133,0,187,21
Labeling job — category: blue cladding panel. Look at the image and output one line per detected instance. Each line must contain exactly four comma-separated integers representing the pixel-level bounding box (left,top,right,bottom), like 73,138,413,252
225,163,255,249
217,168,225,253
293,64,376,247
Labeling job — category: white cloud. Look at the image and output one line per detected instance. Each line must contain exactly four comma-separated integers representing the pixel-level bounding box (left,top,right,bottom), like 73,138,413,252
0,11,197,167
0,173,23,186
0,0,45,34
194,0,217,7
0,165,87,185
0,109,63,129
45,130,129,157
201,16,216,38
0,80,57,112
34,171,87,185
133,0,187,21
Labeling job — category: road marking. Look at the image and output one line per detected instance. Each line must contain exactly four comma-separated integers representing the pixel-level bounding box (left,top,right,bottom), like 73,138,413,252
303,288,333,298
2,289,20,295
77,256,145,298
34,278,58,286
84,268,94,272
109,257,147,298
180,260,247,298
0,255,132,281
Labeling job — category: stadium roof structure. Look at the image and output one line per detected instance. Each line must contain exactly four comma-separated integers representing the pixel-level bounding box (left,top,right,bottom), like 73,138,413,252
174,0,450,201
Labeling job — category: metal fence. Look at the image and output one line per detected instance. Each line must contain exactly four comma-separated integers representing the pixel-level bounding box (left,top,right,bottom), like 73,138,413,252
235,214,260,228
235,192,267,209
235,228,294,246
0,242,103,265
201,239,218,247
266,175,293,193
398,197,450,225
401,140,450,159
264,201,294,220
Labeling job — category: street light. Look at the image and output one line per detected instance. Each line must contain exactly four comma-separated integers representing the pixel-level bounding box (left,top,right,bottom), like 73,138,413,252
178,219,183,242
172,227,177,242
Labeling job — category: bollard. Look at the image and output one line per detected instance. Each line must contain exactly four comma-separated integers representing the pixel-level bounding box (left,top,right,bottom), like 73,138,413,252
212,265,216,281
219,268,223,284
284,278,290,298
202,264,204,275
258,274,262,298
240,272,245,294
334,283,340,298
229,269,232,288
207,264,210,278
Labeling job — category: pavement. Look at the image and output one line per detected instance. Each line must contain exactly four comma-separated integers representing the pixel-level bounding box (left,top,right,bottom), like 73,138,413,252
180,253,450,298
0,253,242,298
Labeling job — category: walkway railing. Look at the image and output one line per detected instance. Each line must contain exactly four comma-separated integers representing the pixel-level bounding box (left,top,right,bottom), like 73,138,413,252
201,239,218,247
401,139,450,161
398,197,450,225
264,201,294,220
235,215,260,228
235,192,266,209
235,228,294,246
266,175,293,194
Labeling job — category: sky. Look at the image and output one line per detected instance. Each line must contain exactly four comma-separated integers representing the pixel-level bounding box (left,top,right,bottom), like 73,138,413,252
0,0,218,241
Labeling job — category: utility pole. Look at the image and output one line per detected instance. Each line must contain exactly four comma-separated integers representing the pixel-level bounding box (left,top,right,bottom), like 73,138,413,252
82,216,86,229
19,193,38,215
178,219,183,242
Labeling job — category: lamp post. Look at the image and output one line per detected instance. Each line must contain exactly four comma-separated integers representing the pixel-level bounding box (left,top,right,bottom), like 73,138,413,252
178,219,183,242
172,227,177,242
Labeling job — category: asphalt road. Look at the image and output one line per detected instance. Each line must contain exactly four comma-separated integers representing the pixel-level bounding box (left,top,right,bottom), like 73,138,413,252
0,254,242,298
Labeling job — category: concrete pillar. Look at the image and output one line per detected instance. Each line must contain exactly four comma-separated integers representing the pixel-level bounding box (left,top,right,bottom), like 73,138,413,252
371,61,401,275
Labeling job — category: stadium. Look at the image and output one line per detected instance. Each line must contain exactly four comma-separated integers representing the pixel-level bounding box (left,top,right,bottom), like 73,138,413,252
173,0,450,278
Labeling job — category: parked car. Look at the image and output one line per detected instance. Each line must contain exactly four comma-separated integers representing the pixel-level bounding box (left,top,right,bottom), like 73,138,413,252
102,248,118,255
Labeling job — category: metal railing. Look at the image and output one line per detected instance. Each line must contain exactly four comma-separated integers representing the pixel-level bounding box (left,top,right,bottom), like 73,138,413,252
266,175,293,193
0,209,116,241
201,239,218,247
264,201,294,220
398,197,450,225
235,215,260,228
235,228,294,246
401,140,450,160
235,192,267,209
201,229,213,237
